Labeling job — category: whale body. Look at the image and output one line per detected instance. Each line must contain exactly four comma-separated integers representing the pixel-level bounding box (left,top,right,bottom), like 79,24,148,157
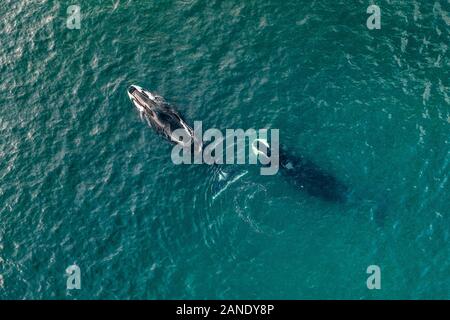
278,148,348,202
127,85,201,152
250,138,348,202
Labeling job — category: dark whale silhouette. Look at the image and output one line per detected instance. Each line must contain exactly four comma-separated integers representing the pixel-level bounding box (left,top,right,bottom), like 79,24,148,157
278,147,348,202
277,146,387,225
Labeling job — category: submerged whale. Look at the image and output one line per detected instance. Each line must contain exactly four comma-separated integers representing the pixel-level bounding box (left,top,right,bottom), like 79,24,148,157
278,148,348,202
252,139,348,202
127,85,202,152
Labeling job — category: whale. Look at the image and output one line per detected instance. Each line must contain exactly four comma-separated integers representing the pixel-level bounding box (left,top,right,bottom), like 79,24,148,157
278,147,348,202
251,139,348,202
127,85,202,153
252,140,387,224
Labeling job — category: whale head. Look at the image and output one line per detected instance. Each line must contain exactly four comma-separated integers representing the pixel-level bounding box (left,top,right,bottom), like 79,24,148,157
127,85,159,113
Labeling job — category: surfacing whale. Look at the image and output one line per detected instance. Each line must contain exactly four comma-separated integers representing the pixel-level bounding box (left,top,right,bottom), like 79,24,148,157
127,85,202,152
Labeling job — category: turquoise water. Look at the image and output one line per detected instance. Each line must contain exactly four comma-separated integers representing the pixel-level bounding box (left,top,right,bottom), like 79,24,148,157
0,0,449,299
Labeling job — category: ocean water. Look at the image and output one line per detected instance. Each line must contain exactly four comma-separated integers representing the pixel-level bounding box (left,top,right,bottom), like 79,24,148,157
0,0,449,299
